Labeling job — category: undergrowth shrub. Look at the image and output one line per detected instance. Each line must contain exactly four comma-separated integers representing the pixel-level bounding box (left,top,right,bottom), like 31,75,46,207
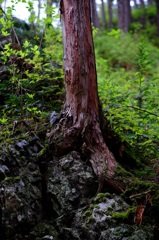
96,31,159,164
0,1,64,121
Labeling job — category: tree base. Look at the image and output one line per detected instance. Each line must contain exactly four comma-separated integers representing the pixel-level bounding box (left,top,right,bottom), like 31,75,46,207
47,112,118,191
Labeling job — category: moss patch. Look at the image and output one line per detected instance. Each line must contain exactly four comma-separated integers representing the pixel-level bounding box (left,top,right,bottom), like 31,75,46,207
94,192,111,202
123,178,158,198
112,207,135,222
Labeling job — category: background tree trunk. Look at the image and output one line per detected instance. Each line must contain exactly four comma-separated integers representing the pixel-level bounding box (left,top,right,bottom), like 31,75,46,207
118,0,131,32
118,0,124,31
49,0,117,181
101,0,107,29
139,0,146,28
125,0,131,32
108,0,113,29
90,0,100,28
156,0,159,35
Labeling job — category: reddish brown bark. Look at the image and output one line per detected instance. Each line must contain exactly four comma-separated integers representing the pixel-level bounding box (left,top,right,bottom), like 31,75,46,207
49,0,117,179
62,0,98,125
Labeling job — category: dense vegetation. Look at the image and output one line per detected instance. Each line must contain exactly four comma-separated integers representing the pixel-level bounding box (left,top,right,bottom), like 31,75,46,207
0,1,159,180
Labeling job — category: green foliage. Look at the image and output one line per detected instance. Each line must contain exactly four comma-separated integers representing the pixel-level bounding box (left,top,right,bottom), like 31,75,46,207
123,178,158,200
132,4,156,21
0,117,8,125
95,32,137,69
0,1,64,122
96,30,159,165
130,4,158,42
108,29,121,39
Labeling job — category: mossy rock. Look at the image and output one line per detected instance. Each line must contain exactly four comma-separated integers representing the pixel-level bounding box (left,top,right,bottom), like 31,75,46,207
94,192,111,203
112,206,135,222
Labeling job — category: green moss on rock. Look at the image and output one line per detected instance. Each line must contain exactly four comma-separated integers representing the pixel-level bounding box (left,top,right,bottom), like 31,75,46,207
112,207,135,221
94,192,111,202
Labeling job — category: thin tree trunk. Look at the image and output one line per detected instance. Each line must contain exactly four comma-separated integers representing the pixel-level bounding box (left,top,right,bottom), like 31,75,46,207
118,0,124,31
90,0,100,28
108,0,113,29
101,0,107,29
125,0,131,32
156,0,159,35
48,0,117,181
139,0,146,28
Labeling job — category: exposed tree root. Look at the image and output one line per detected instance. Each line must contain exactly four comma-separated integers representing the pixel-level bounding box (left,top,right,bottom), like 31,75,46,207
47,112,120,193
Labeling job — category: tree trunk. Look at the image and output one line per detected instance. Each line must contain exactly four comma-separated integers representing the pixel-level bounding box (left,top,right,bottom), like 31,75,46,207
108,0,113,29
156,0,159,35
139,0,146,28
118,0,124,31
48,0,117,181
101,0,107,29
90,0,100,28
125,0,131,32
118,0,131,32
